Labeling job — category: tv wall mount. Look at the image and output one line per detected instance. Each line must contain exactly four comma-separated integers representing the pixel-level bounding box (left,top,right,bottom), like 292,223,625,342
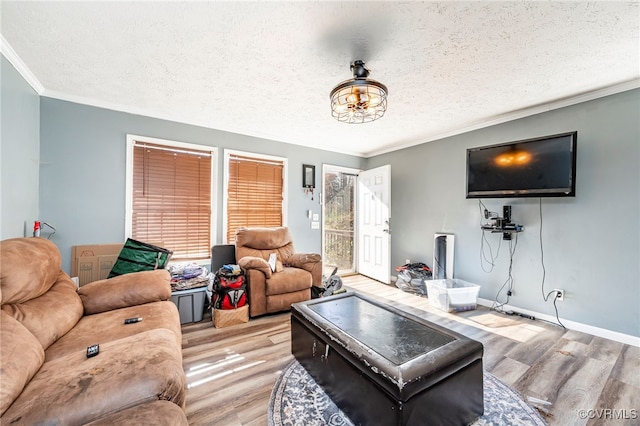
481,205,523,240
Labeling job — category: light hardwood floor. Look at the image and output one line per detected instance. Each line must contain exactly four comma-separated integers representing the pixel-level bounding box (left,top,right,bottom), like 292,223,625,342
181,275,639,425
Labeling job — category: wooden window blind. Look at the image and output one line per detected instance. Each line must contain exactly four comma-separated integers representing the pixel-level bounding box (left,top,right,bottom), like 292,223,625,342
132,142,212,260
227,154,284,242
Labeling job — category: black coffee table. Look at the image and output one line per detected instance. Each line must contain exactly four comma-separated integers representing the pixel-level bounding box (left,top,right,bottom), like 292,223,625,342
291,291,484,425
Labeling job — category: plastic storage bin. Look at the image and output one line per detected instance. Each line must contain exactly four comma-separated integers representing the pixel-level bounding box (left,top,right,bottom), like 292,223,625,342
170,287,207,324
426,279,481,312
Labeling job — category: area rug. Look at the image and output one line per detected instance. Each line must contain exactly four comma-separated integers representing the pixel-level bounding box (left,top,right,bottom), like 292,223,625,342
268,360,546,426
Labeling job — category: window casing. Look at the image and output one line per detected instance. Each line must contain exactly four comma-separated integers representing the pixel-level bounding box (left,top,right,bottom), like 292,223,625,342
125,135,216,261
224,151,287,243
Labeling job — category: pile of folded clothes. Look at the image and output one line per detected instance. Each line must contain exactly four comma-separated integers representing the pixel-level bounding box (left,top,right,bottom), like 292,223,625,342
167,262,213,291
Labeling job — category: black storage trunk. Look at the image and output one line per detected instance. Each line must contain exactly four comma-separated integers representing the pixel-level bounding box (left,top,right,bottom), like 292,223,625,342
291,292,484,426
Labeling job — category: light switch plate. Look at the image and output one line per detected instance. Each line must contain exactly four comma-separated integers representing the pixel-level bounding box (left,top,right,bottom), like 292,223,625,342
311,221,320,229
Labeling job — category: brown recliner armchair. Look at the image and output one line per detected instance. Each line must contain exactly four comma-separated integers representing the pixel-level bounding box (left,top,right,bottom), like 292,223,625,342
235,227,322,317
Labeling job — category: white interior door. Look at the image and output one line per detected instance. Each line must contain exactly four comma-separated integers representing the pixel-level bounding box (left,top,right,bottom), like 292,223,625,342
357,165,391,284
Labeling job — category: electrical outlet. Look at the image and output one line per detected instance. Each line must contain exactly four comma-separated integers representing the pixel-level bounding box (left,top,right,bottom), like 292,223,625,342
405,259,411,265
554,289,564,301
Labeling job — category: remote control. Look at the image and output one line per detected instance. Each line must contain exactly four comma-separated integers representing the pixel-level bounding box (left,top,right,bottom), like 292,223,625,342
86,344,99,358
124,317,143,324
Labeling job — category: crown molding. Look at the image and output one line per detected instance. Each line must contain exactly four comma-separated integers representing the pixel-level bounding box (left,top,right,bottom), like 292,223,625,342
39,88,366,157
3,29,636,159
365,78,640,158
0,35,44,94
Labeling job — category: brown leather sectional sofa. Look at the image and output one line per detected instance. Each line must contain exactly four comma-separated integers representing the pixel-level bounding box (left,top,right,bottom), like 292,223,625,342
0,237,188,425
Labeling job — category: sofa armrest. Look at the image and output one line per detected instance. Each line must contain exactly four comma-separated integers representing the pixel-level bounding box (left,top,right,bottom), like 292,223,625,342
78,270,171,315
237,256,272,279
287,253,322,286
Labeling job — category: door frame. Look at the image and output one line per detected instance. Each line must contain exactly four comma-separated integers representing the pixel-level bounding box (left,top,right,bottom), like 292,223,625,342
321,164,361,276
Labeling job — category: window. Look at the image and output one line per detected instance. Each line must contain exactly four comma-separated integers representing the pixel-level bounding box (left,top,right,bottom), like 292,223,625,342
225,151,287,242
126,135,216,261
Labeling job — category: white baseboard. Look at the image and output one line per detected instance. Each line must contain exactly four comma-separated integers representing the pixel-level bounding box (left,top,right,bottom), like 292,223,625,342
389,276,639,347
476,297,640,347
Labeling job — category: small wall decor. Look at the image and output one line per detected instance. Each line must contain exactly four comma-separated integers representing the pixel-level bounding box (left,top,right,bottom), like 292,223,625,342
303,164,316,200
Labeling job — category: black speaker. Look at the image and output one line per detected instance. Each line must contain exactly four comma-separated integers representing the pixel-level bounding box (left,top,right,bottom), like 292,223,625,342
433,234,455,279
503,205,512,223
434,236,447,280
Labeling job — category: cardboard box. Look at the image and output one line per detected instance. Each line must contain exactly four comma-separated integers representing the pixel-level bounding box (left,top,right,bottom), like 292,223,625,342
71,243,123,286
213,305,249,328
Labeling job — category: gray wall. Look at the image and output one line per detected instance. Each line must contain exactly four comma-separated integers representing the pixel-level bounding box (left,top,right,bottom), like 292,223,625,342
367,89,640,337
8,60,638,337
1,56,40,239
39,98,364,273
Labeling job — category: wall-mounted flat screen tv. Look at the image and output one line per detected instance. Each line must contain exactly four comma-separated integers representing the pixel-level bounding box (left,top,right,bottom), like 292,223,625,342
466,131,577,198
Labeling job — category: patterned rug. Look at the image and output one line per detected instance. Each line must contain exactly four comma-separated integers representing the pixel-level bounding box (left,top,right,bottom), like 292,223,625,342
268,360,546,426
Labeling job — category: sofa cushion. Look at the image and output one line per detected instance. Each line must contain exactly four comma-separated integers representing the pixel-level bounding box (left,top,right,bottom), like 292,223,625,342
45,301,181,362
266,289,311,313
1,328,186,425
2,272,83,350
0,238,63,305
0,311,45,415
85,400,188,425
79,269,171,315
237,256,272,278
236,226,292,250
288,253,323,287
235,227,296,264
266,267,312,295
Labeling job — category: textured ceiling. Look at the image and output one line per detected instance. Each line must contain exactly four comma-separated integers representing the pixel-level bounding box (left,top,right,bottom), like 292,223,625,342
2,1,638,157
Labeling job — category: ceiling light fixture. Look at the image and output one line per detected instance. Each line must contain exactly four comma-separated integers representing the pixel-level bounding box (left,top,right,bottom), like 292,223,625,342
330,60,388,124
